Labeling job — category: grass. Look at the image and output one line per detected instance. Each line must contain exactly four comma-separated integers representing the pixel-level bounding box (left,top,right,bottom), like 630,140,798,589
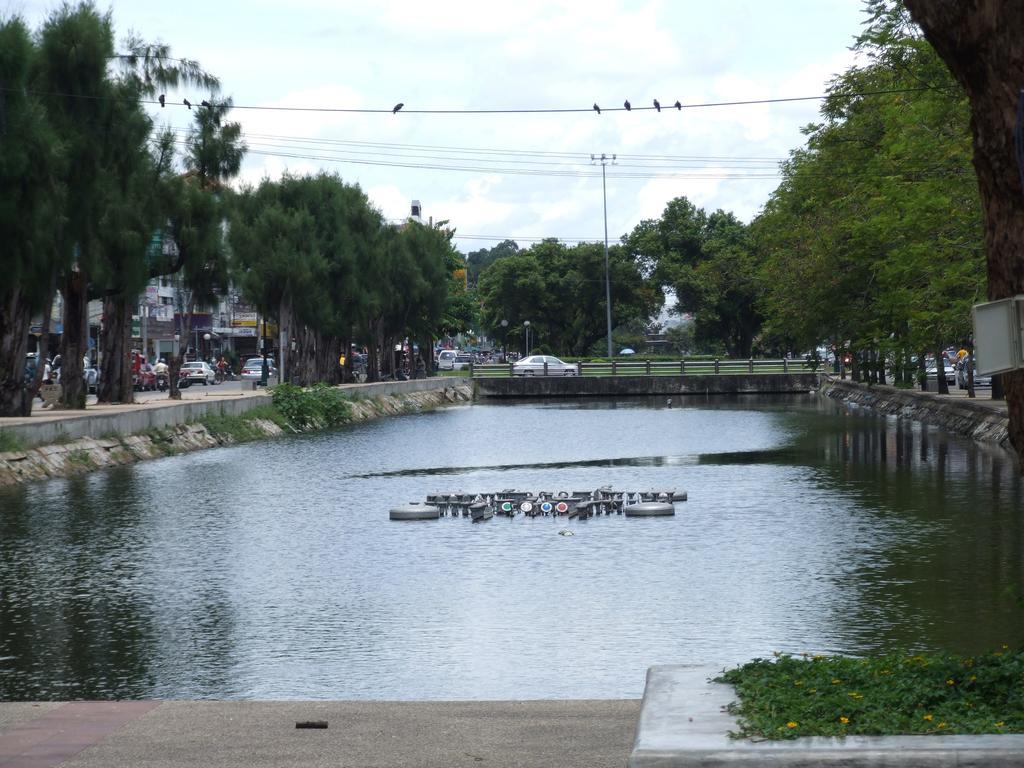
66,449,93,466
199,405,290,442
717,651,1024,740
0,430,27,453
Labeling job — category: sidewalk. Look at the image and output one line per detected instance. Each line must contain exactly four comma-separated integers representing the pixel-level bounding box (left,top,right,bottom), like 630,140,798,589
0,382,268,430
0,699,640,768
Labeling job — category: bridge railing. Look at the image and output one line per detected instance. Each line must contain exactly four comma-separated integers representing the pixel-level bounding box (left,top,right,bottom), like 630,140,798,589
470,358,818,378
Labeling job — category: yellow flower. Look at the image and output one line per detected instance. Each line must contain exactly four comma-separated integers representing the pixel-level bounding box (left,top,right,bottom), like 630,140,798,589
831,679,841,685
848,692,863,700
996,721,1005,728
787,722,798,729
938,722,947,729
839,716,849,725
923,714,934,722
946,679,955,685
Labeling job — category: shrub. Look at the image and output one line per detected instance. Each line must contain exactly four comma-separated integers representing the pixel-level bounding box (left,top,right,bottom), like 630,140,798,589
271,383,351,430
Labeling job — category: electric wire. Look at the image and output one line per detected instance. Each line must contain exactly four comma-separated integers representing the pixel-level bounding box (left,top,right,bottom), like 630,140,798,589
4,84,950,115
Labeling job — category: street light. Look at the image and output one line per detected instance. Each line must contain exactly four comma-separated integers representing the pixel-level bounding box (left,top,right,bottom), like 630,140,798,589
203,332,211,360
592,153,616,359
523,320,531,356
500,319,509,360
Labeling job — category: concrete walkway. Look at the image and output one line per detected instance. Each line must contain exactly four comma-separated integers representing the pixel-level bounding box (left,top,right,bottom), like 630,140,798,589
0,700,640,768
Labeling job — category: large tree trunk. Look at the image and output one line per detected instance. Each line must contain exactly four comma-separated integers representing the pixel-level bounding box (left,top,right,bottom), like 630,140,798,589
97,295,135,403
58,268,89,409
0,287,34,417
904,0,1024,468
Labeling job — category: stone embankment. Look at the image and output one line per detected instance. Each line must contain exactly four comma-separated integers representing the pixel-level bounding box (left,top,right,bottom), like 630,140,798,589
0,382,471,487
824,378,1010,449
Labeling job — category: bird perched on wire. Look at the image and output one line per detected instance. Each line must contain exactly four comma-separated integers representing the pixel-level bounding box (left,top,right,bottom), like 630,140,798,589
624,99,631,111
674,100,682,110
201,99,211,108
653,99,661,112
392,102,404,114
183,98,192,109
158,94,165,108
593,103,601,114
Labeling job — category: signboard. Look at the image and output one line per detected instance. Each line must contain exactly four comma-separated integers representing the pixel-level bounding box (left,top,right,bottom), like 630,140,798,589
973,296,1024,376
232,312,258,327
145,286,159,305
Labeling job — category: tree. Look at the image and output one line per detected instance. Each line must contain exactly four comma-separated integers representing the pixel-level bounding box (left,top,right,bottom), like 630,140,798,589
0,17,63,416
35,2,116,409
902,0,1024,467
626,198,763,357
465,239,519,288
477,239,660,356
94,37,218,403
159,98,244,399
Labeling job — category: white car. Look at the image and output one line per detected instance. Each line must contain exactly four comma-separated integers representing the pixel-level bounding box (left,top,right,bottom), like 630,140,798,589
180,361,217,385
240,357,277,384
436,350,457,370
512,355,578,376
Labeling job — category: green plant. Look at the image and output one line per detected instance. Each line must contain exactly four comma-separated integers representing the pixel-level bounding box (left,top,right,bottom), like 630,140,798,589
271,383,352,430
0,430,27,453
66,449,93,466
200,405,290,441
717,651,1024,740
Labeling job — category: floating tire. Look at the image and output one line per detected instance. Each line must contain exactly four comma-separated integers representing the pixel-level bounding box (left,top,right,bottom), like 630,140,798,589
555,501,569,514
500,501,514,513
389,504,441,521
623,501,675,517
520,501,533,513
540,501,553,513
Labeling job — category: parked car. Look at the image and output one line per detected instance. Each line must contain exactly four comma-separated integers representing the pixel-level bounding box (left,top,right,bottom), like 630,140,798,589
924,358,957,387
180,361,217,386
452,353,474,371
511,355,579,376
436,350,458,370
240,356,278,384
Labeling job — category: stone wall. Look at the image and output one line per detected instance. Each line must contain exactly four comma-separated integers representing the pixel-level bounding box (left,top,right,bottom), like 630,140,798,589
0,383,472,487
475,373,822,398
823,378,1010,449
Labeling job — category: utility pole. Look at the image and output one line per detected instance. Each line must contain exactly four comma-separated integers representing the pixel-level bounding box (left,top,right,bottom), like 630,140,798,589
592,153,616,359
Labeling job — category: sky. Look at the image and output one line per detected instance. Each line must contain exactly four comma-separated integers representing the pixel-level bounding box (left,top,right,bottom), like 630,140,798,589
6,0,870,254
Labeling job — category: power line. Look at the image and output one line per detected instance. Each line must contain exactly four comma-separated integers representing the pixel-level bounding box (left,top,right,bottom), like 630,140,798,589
4,84,948,115
155,130,968,181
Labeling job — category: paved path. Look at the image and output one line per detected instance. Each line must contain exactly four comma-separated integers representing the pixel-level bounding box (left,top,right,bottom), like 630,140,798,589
0,700,640,768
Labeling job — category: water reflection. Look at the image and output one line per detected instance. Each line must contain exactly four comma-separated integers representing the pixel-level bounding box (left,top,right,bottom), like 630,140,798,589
0,395,1021,700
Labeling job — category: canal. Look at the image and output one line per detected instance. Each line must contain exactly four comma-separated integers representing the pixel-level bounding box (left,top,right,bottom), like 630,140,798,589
0,395,1021,700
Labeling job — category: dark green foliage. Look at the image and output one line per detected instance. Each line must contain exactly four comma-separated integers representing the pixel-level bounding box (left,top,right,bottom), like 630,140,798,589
719,651,1024,740
625,200,763,357
476,238,662,357
271,383,352,430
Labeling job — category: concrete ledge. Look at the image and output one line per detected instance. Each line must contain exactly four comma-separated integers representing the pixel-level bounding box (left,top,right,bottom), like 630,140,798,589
475,373,821,398
342,376,464,399
629,665,1024,767
1,394,273,447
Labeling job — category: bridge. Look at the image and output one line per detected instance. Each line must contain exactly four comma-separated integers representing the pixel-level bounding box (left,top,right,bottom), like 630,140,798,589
471,358,823,398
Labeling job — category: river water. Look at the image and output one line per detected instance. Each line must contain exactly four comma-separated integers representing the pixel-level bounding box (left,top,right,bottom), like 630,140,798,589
0,395,1021,701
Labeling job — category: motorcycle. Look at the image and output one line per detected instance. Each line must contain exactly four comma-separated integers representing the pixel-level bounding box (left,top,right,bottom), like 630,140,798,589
177,371,192,389
156,371,169,391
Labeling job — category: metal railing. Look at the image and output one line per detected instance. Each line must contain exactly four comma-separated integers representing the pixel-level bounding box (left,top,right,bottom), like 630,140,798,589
470,358,818,378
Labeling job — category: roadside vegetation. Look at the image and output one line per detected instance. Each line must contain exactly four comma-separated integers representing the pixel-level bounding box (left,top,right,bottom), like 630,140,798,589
718,651,1024,740
270,384,353,430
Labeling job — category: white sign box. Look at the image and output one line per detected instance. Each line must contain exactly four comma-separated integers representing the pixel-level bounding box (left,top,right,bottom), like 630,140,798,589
973,296,1024,376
